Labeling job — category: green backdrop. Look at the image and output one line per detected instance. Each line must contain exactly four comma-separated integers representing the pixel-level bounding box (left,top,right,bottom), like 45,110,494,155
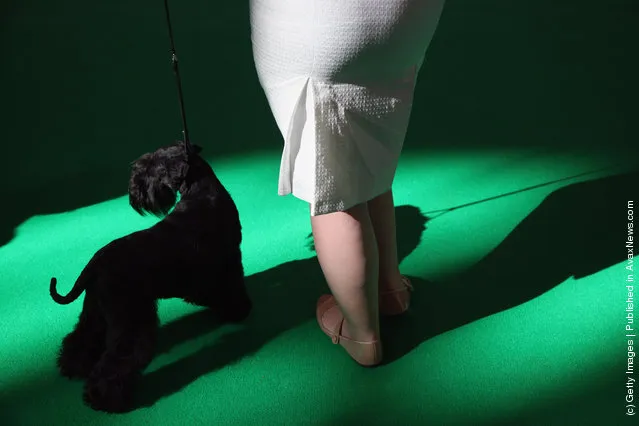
1,0,637,425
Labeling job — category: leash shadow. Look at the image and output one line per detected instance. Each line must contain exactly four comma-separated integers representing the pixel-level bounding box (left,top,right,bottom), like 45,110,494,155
381,169,638,363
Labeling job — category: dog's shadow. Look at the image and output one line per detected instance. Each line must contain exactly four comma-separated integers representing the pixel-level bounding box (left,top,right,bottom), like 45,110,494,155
135,170,636,409
135,204,428,409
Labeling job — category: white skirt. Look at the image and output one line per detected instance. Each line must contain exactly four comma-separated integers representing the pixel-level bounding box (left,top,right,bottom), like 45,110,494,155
250,0,445,215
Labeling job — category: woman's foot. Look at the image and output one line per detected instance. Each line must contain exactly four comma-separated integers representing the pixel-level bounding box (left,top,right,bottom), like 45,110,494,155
316,295,383,367
379,275,413,316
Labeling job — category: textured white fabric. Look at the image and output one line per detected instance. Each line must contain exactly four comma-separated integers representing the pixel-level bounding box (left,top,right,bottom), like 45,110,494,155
250,0,445,215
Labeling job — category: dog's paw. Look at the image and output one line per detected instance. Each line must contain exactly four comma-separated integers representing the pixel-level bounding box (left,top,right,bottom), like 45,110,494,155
57,348,100,380
83,376,135,413
58,359,94,380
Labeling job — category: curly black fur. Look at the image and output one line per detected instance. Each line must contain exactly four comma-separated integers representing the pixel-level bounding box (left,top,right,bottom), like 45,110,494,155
50,142,252,413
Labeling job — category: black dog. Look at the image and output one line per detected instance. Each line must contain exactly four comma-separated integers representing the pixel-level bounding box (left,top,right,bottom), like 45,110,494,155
49,142,252,413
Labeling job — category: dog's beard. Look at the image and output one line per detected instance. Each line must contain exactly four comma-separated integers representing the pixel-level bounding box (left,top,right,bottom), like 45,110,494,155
128,144,191,217
130,182,178,217
148,183,177,216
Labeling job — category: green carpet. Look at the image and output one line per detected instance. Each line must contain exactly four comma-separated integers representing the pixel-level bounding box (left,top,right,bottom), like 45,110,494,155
2,0,637,424
1,149,637,425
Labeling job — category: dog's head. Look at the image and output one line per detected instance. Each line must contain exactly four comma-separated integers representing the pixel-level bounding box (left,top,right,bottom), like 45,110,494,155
128,142,196,217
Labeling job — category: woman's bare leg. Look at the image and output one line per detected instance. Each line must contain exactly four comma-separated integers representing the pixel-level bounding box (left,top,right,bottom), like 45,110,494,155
367,188,413,316
311,203,380,344
367,189,404,293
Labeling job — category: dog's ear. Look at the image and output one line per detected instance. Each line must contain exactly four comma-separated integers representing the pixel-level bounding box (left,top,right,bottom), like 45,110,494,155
128,182,147,216
128,153,152,215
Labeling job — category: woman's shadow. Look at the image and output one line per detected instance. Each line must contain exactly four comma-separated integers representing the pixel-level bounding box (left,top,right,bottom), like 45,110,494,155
135,204,429,409
381,170,637,362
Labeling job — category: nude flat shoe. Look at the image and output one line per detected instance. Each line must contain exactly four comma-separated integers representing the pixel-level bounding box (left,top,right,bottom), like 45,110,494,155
379,275,413,316
316,295,383,367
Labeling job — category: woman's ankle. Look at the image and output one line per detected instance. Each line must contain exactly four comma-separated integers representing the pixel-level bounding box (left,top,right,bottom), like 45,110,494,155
341,319,379,343
378,270,404,293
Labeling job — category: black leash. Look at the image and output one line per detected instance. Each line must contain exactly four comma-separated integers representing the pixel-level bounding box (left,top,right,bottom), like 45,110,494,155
163,0,195,156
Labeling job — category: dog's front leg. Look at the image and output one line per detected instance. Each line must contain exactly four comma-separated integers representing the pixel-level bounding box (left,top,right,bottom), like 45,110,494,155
83,300,158,413
185,254,252,323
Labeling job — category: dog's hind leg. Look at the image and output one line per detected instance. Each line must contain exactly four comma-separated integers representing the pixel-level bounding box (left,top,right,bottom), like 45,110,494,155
83,299,159,413
57,292,107,380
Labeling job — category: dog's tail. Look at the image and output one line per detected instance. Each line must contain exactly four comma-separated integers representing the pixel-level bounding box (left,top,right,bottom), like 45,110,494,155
50,266,94,305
